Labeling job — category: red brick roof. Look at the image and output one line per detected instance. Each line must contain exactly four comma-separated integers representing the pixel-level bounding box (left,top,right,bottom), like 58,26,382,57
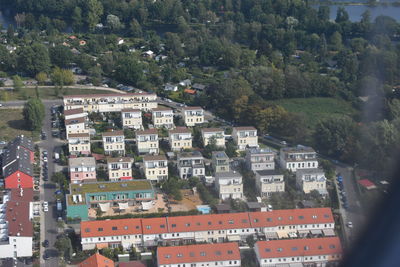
234,126,257,131
201,127,224,133
81,218,142,238
256,237,342,259
78,252,115,267
143,155,167,161
64,108,84,116
121,108,141,113
136,129,158,135
6,188,33,237
157,242,240,265
152,107,172,112
183,106,203,111
358,179,376,189
64,92,156,99
141,217,169,234
102,130,124,137
169,127,191,134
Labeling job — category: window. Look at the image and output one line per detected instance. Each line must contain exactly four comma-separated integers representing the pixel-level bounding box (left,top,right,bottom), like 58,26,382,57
277,248,283,252
329,244,336,249
165,254,171,258
85,228,90,232
146,225,151,229
208,221,212,225
124,226,128,230
242,219,248,223
318,245,323,249
200,252,206,256
291,247,298,251
304,246,309,250
265,248,271,252
177,253,183,257
112,226,117,230
215,251,221,255
228,250,233,254
189,252,195,257
228,220,234,224
219,221,223,225
186,223,191,227
160,224,165,228
299,216,304,219
267,218,272,222
98,228,103,232
172,224,176,228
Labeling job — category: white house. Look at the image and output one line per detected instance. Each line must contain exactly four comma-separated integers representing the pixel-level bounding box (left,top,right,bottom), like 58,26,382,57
215,171,243,200
245,147,275,172
164,83,178,92
232,127,258,151
177,151,205,179
280,145,318,172
296,168,327,195
255,170,285,198
143,155,168,182
168,127,192,151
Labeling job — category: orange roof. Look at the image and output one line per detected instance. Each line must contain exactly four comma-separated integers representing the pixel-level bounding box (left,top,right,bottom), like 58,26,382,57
79,253,115,267
157,242,240,265
249,208,334,228
167,212,251,233
184,89,196,95
141,217,169,234
81,218,142,238
256,237,342,259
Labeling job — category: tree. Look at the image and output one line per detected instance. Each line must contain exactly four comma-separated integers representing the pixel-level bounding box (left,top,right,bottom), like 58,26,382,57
84,0,104,32
114,55,144,86
51,67,74,88
129,19,142,38
106,14,123,32
0,91,9,102
35,72,48,85
23,98,45,131
49,45,73,68
17,43,50,76
71,7,83,31
12,75,23,92
329,31,343,51
54,235,72,260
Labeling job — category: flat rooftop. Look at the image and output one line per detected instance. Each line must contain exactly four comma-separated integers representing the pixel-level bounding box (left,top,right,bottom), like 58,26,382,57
70,180,153,194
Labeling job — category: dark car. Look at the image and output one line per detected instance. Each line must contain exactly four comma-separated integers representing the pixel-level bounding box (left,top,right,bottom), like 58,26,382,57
43,240,49,247
43,252,50,260
25,257,33,265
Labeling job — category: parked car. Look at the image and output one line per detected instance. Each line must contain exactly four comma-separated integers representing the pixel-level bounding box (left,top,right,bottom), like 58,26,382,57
347,221,353,228
42,240,49,247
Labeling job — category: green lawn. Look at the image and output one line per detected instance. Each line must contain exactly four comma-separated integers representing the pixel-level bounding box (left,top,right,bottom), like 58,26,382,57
267,97,358,128
3,87,118,100
0,108,37,141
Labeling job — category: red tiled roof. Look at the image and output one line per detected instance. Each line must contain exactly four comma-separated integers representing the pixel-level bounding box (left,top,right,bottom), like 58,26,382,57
143,155,167,161
201,127,224,133
118,261,147,267
249,208,334,228
121,108,141,113
157,242,240,265
6,189,33,237
64,93,155,99
152,107,172,112
234,126,257,131
184,89,196,95
183,106,203,111
78,252,115,267
92,153,105,161
64,108,84,116
141,217,169,234
102,130,124,137
81,218,142,238
169,127,191,134
256,237,342,259
136,129,158,135
358,179,376,189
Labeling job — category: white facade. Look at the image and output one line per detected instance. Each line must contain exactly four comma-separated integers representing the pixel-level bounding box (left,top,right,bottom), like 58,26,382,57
65,117,89,139
0,236,33,258
108,158,133,181
232,127,258,151
255,170,285,198
102,132,125,155
68,133,91,155
296,168,327,194
152,108,174,129
177,151,205,179
136,130,159,154
280,146,318,172
183,107,204,127
143,156,168,181
168,128,192,151
201,128,225,148
215,171,243,200
246,148,275,172
121,109,142,129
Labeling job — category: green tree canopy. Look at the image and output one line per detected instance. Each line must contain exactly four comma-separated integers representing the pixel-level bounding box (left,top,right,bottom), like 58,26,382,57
23,98,45,131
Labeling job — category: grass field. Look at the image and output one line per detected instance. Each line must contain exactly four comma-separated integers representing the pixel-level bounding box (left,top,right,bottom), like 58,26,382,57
2,87,117,101
267,97,358,128
0,108,36,141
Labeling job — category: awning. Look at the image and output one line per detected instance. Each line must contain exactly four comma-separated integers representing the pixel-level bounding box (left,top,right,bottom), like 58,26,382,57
96,243,109,249
277,231,288,239
99,202,110,212
141,201,153,210
227,235,241,241
288,232,298,238
298,230,309,237
310,229,323,235
264,232,278,239
118,202,129,210
323,229,335,236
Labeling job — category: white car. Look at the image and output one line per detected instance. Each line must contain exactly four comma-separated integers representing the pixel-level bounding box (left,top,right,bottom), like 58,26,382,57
43,201,48,208
43,206,49,212
43,157,48,162
347,221,353,228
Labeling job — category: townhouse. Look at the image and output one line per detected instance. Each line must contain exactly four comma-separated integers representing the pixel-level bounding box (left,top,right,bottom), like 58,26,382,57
78,253,115,267
2,148,33,189
245,148,275,172
168,127,192,151
201,128,225,148
232,127,258,151
0,188,33,258
68,133,91,155
152,107,174,129
64,107,87,120
215,171,243,200
102,131,125,155
157,243,241,267
296,168,327,195
280,145,318,172
63,93,158,113
136,129,159,154
66,180,155,221
143,155,168,182
254,237,342,267
182,107,204,127
107,157,133,181
212,151,230,174
69,157,97,184
80,208,335,251
177,151,205,179
65,117,89,139
255,170,285,198
121,108,142,129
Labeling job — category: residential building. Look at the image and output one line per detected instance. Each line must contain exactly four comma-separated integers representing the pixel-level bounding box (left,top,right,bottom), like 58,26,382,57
245,148,275,172
168,127,192,151
65,117,89,139
201,128,225,148
215,171,243,200
69,157,97,184
80,208,335,250
192,83,206,91
78,253,115,267
182,107,204,126
66,180,155,221
296,168,327,195
212,151,230,174
255,170,285,198
107,157,133,181
136,129,159,154
121,108,142,129
63,93,158,112
102,131,125,155
254,237,342,267
5,135,34,161
152,107,174,129
177,151,205,179
280,146,318,172
64,107,87,120
143,155,168,182
157,243,241,267
164,83,178,92
0,188,33,259
232,127,258,151
68,133,91,155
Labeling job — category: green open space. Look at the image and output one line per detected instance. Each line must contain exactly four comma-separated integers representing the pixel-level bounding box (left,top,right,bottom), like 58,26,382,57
267,97,358,128
0,108,36,141
2,87,118,101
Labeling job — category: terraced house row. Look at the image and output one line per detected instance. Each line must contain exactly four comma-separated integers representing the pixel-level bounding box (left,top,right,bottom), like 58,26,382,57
80,208,336,251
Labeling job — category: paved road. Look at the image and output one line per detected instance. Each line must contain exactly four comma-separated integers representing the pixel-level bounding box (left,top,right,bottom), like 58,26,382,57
39,102,65,267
